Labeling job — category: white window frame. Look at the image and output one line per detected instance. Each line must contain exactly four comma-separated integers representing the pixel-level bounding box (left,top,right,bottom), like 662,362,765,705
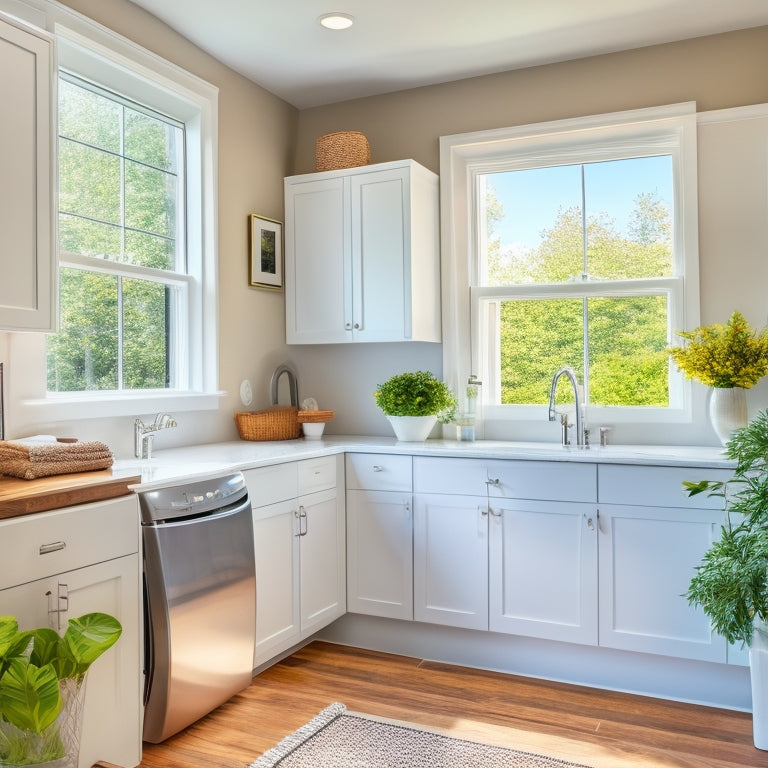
439,103,701,440
14,10,221,421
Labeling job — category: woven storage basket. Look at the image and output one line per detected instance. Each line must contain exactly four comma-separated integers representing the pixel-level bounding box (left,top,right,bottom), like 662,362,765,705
297,409,334,424
235,406,301,441
315,131,371,171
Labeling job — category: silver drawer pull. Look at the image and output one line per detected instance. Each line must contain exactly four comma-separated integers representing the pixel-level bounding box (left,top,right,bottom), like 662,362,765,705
39,541,66,555
372,465,384,472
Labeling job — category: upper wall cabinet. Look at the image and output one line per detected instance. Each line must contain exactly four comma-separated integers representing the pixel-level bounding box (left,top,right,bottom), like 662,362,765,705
0,13,55,332
284,159,441,344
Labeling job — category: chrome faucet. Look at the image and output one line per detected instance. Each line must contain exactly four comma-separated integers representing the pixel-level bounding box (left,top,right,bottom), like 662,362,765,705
548,366,586,448
134,413,177,459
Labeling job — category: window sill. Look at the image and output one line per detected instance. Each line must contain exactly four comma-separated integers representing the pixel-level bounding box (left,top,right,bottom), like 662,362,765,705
20,390,226,421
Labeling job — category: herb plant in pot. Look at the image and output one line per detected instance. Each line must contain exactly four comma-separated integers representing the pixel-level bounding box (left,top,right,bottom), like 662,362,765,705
374,371,457,442
0,612,122,768
684,411,768,749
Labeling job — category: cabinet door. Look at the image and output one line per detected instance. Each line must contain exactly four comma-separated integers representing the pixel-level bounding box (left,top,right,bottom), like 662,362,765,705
489,500,598,644
285,176,352,343
252,499,300,666
350,167,408,341
0,555,142,768
413,494,488,630
598,505,727,662
299,488,345,635
0,15,54,332
347,489,412,620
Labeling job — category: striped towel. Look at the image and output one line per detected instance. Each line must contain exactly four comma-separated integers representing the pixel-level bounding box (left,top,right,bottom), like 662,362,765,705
0,439,114,480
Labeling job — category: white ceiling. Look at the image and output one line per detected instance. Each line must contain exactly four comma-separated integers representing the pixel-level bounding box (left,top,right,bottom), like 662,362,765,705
126,0,768,109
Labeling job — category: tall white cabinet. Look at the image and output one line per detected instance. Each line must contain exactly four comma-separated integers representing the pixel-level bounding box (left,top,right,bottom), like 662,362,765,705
284,159,441,344
0,12,55,332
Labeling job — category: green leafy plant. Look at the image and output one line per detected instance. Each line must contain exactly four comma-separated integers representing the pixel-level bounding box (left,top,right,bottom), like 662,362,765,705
684,410,768,647
374,371,457,419
0,613,122,765
668,310,768,389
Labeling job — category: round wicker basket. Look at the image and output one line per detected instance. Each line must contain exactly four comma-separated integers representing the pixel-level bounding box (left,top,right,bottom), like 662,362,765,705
315,132,370,171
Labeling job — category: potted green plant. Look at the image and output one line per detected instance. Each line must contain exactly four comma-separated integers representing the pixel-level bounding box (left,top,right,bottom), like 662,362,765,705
684,410,768,749
668,311,768,444
374,371,457,441
0,612,122,767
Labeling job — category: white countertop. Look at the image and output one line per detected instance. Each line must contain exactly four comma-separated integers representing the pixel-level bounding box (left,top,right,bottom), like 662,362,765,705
113,435,734,491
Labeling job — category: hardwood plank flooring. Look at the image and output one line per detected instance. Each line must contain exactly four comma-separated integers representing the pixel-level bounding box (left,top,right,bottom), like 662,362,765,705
139,640,768,768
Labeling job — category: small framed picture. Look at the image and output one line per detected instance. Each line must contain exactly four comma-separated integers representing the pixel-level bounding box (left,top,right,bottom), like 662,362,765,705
249,214,283,290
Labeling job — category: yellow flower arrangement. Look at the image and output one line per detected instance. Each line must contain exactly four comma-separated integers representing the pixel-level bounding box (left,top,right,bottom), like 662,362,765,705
668,311,768,389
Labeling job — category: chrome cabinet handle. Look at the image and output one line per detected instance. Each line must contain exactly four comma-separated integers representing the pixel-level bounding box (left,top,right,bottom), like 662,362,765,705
39,541,66,555
485,478,500,487
489,507,502,517
299,506,308,536
372,465,383,472
585,513,595,531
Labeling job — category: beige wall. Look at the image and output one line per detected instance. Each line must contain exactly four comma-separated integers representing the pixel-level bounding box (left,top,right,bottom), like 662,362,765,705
294,27,768,175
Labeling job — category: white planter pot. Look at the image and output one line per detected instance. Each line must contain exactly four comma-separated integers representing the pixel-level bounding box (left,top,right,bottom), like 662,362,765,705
386,415,437,442
709,386,748,445
751,618,768,750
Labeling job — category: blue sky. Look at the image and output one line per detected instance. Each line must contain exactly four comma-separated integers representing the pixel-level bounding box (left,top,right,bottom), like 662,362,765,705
486,155,673,252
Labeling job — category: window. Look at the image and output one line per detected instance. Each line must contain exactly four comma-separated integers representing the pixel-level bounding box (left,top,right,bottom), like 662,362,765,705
49,75,187,393
441,104,700,434
11,19,222,421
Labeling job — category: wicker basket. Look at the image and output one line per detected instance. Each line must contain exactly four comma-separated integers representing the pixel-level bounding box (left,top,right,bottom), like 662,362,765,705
315,131,370,171
297,409,334,424
234,406,301,441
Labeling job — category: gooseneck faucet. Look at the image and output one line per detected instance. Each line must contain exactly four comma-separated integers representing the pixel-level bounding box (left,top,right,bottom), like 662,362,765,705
548,366,586,447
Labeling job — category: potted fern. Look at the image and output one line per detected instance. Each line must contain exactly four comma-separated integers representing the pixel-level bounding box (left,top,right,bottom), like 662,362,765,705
374,371,456,441
684,410,768,750
0,612,122,767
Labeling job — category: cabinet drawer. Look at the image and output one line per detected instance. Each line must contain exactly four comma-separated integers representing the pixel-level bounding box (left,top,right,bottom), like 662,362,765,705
414,457,596,502
598,464,732,509
298,455,337,496
346,453,412,492
243,463,298,507
0,494,139,590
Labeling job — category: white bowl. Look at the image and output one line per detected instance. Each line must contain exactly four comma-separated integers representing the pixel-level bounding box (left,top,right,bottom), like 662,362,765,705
302,422,326,439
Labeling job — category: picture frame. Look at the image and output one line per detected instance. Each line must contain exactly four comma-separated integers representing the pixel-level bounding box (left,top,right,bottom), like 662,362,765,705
249,214,283,290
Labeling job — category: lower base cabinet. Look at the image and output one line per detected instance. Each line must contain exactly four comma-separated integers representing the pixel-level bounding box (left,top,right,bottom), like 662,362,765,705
489,499,598,645
413,494,489,630
248,456,345,668
0,495,142,768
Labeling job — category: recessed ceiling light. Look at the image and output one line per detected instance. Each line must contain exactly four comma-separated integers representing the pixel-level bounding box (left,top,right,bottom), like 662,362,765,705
318,13,354,30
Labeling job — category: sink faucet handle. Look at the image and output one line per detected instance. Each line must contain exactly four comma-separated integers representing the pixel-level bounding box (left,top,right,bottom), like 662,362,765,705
599,426,612,447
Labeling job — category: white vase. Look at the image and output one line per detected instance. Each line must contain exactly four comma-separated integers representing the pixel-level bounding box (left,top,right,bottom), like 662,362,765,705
708,386,747,445
751,617,768,750
386,415,437,441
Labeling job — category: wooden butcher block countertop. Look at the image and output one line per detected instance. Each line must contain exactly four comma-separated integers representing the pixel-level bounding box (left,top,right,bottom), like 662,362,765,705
0,470,141,519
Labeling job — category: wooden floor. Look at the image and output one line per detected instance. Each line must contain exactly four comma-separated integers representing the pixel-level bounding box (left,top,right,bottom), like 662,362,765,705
139,640,768,768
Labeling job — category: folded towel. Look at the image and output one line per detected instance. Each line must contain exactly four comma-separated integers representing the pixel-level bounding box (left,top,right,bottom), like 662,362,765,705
0,440,114,480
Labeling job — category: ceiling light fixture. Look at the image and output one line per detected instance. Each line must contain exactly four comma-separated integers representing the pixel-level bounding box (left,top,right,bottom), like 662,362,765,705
318,13,354,30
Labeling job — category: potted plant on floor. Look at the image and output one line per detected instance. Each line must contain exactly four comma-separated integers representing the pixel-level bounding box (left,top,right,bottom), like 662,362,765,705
684,410,768,750
374,371,457,441
0,612,122,767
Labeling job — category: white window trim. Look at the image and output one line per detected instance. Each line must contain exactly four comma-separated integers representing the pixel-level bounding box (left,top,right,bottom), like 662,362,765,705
10,3,222,422
439,103,702,440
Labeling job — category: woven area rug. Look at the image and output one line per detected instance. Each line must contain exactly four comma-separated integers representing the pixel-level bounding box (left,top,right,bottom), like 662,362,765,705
249,703,592,768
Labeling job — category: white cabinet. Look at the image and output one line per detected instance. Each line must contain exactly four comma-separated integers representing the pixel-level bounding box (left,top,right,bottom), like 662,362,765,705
246,456,345,668
413,493,489,630
0,12,55,332
0,496,142,768
488,498,598,645
346,454,413,620
597,464,732,662
413,456,598,643
284,159,440,344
